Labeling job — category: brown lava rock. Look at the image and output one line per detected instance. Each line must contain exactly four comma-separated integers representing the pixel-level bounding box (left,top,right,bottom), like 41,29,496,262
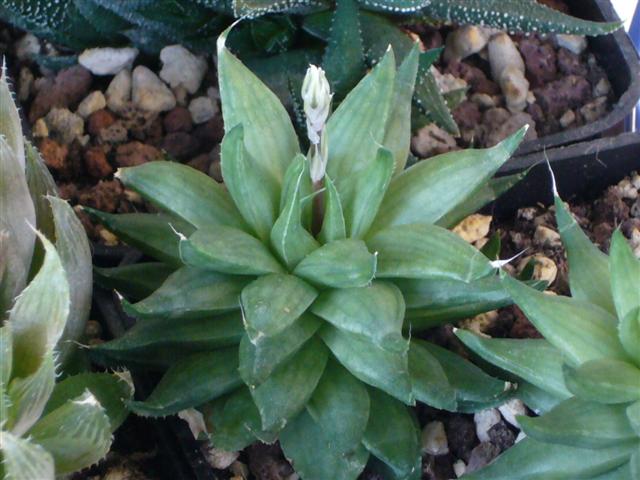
161,131,200,160
534,75,592,118
518,37,557,87
115,141,162,167
29,65,92,122
39,138,69,171
163,106,193,133
87,109,116,136
84,145,113,178
78,179,124,212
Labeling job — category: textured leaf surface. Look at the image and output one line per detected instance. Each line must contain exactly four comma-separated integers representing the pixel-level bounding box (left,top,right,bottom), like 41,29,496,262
180,226,283,275
251,337,328,431
117,161,244,231
312,281,405,351
294,239,375,288
564,359,640,404
369,224,494,281
372,128,525,231
321,325,413,404
502,275,628,367
29,391,112,474
241,274,317,342
129,348,242,416
610,230,640,322
620,308,640,366
408,340,457,411
318,175,346,243
363,389,420,480
128,268,248,320
25,143,57,244
0,66,25,168
555,195,615,315
518,398,636,448
221,124,279,241
456,331,571,399
1,432,54,480
94,263,175,300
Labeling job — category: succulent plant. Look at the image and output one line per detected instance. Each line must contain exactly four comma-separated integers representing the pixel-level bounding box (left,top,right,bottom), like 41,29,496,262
456,178,640,479
0,64,132,478
86,27,546,479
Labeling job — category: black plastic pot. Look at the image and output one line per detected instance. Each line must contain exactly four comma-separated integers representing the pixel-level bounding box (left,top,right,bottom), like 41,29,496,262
495,131,640,217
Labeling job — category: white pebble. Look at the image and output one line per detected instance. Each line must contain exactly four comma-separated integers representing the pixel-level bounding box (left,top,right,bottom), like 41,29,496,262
498,399,528,429
453,214,492,244
77,91,106,119
453,459,467,478
160,45,208,95
106,69,132,114
421,421,449,456
474,408,501,443
188,96,218,124
556,34,587,55
79,47,138,75
132,66,176,113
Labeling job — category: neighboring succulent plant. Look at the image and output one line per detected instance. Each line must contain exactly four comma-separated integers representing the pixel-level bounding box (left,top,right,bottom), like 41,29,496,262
87,28,542,479
0,65,132,478
1,0,621,134
456,180,640,479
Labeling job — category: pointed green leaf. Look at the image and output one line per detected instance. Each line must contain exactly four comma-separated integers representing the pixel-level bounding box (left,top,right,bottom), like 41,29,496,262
239,313,321,387
408,340,457,411
413,66,459,136
311,281,405,351
620,308,640,369
322,0,365,99
610,230,640,321
85,209,193,266
1,325,11,387
344,146,395,239
116,161,245,231
202,387,267,452
564,359,640,404
384,43,419,174
48,197,92,366
180,226,283,276
326,50,395,197
218,28,300,185
368,224,495,281
29,391,112,474
0,66,25,168
251,337,328,431
518,398,636,448
320,325,413,404
221,124,279,241
363,388,421,480
44,372,133,432
294,238,376,288
307,360,370,454
555,195,615,314
25,142,57,242
456,331,571,399
7,353,55,436
94,263,175,300
462,437,636,480
318,175,346,244
270,155,319,268
1,432,54,480
129,348,242,417
502,275,628,366
8,233,69,377
632,453,640,480
281,409,370,480
241,273,317,342
372,128,525,231
627,401,640,436
417,340,512,412
91,312,244,369
516,381,566,415
127,268,248,320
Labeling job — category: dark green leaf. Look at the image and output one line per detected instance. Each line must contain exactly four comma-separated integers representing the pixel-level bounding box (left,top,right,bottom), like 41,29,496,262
318,175,346,243
94,263,175,300
564,359,640,404
408,340,457,411
413,67,459,136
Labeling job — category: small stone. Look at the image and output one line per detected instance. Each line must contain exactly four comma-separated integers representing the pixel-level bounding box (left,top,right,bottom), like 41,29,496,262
84,146,113,178
556,34,587,55
39,138,69,171
115,141,161,167
471,93,496,109
193,117,225,147
188,96,218,124
580,96,608,123
421,421,449,456
534,225,562,248
594,77,611,97
84,320,102,338
460,311,499,335
474,408,501,443
444,26,490,63
106,69,132,114
518,254,558,284
29,66,92,122
616,178,638,200
15,33,41,61
87,109,116,136
187,153,212,173
98,121,128,144
499,66,530,113
159,45,208,95
466,442,500,473
559,110,576,129
207,86,220,102
45,108,85,145
163,106,193,133
487,421,516,453
77,91,107,119
161,132,200,160
453,214,492,244
132,66,176,113
205,447,239,470
453,460,466,478
498,399,528,429
32,118,49,138
173,85,189,107
79,47,138,75
18,67,34,102
484,112,537,148
631,172,640,190
411,123,457,158
177,408,208,440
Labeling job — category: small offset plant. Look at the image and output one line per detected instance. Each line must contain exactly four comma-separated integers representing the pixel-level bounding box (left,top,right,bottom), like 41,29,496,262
457,180,640,479
0,65,132,478
89,27,541,479
1,0,621,133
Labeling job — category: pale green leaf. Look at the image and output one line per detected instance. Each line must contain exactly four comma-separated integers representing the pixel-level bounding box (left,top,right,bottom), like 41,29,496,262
25,142,57,242
318,175,346,244
619,308,640,367
610,230,640,322
564,359,640,404
628,401,640,436
1,432,54,480
241,273,317,342
1,324,11,387
0,65,25,168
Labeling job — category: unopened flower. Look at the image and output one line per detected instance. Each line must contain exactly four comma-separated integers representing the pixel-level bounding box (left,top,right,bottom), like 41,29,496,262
301,65,332,145
309,130,329,183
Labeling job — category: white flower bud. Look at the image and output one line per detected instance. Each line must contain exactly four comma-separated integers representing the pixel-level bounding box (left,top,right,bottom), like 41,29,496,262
309,130,329,183
302,65,332,145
